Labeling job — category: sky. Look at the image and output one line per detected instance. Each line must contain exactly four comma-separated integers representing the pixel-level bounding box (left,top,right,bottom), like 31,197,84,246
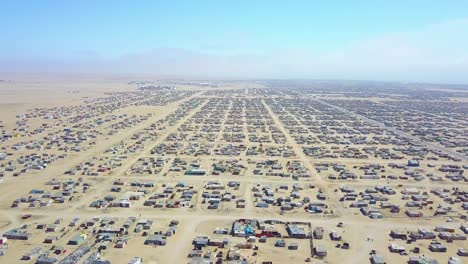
1,1,468,83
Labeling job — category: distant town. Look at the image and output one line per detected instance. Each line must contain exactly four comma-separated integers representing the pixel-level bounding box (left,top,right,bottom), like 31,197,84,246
0,79,467,264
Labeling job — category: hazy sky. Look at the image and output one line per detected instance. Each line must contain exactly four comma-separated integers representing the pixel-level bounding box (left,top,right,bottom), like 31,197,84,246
1,1,468,83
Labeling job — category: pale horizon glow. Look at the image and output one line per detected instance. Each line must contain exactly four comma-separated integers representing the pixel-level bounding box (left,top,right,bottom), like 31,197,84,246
1,1,468,84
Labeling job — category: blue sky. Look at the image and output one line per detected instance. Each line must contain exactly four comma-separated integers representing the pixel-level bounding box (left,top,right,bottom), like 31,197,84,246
1,1,468,83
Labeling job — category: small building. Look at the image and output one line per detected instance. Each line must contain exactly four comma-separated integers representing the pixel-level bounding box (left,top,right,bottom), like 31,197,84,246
128,257,143,264
236,201,246,208
3,229,31,240
36,256,58,264
370,254,385,264
288,242,298,250
408,256,439,264
286,224,307,239
406,210,423,218
98,240,112,251
314,244,327,257
314,227,324,239
208,238,225,247
275,239,286,247
461,224,468,234
44,236,58,244
448,257,461,264
188,249,203,258
144,234,166,246
390,229,407,240
185,169,206,176
418,228,436,239
22,247,42,260
53,247,66,255
193,236,209,248
407,160,420,167
115,240,127,248
428,243,447,252
165,226,177,237
457,248,468,256
46,224,58,232
389,243,405,253
329,230,341,241
68,234,86,245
